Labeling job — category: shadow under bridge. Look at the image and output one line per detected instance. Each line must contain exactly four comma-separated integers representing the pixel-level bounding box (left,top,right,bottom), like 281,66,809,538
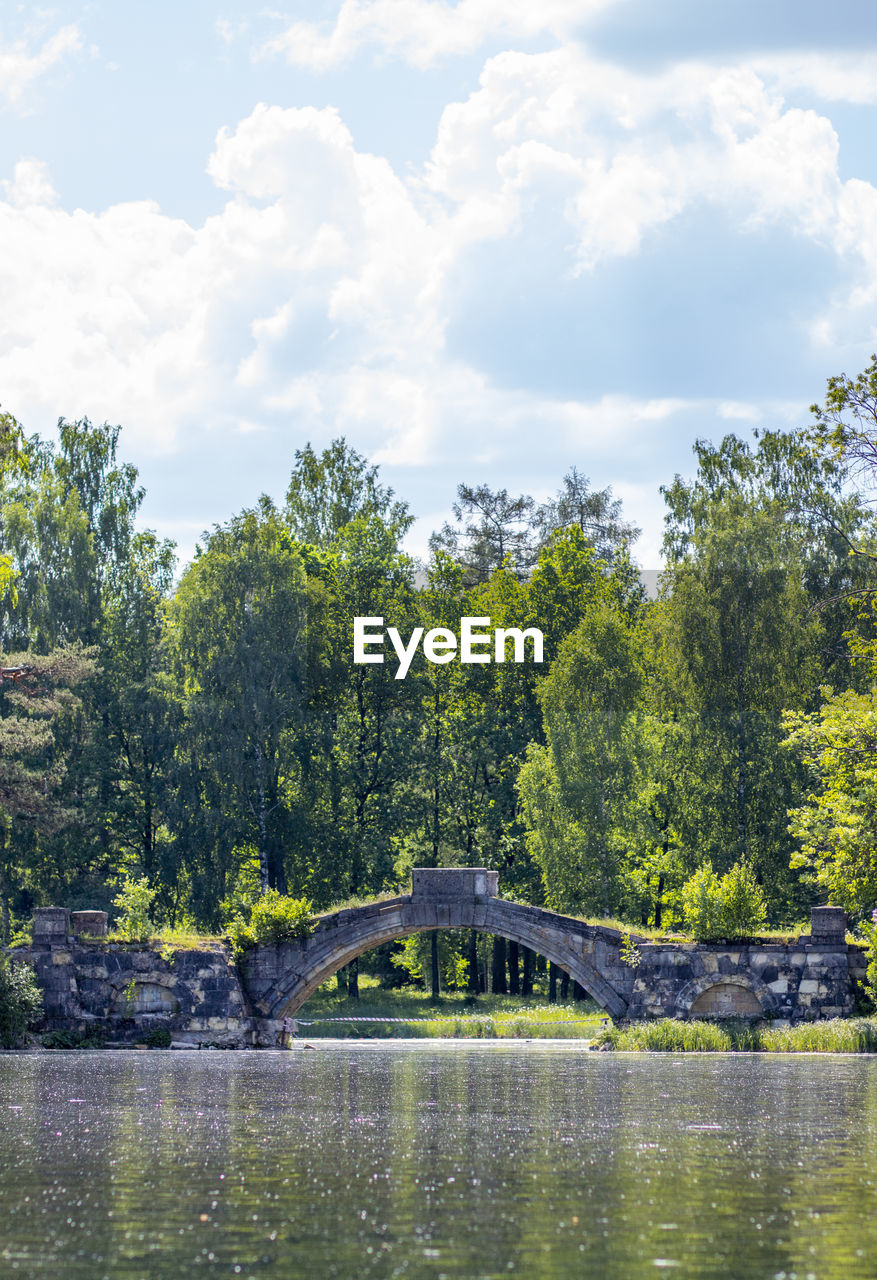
240,868,633,1020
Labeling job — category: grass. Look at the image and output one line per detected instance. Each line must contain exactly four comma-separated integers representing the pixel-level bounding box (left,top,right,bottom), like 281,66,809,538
102,927,225,950
317,890,404,916
594,1016,877,1053
295,975,607,1038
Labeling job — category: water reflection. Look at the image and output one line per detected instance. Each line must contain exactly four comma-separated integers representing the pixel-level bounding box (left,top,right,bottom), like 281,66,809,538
1,1046,876,1277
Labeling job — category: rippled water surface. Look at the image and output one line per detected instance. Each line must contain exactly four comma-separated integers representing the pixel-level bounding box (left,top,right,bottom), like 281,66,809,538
2,1045,877,1278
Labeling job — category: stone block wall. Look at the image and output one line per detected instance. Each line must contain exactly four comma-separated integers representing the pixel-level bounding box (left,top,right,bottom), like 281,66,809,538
627,939,865,1021
14,935,255,1047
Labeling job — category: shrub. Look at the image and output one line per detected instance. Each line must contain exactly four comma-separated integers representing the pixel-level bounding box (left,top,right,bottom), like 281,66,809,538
226,889,313,957
859,910,877,1006
111,875,158,942
41,1028,106,1049
681,859,767,941
0,956,43,1047
145,1028,172,1049
720,860,767,938
680,865,724,940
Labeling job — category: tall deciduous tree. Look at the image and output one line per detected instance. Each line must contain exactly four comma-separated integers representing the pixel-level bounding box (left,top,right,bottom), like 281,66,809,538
657,440,835,914
286,438,412,547
784,685,877,916
171,499,324,907
519,600,643,916
0,647,95,941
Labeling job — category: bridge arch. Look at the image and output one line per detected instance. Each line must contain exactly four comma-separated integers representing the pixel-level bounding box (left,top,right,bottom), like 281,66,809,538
674,973,777,1019
241,879,632,1021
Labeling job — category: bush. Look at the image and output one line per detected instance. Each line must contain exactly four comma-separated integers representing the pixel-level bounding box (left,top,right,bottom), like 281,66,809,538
859,911,877,1006
111,875,158,941
144,1027,172,1049
41,1028,106,1049
681,859,767,941
0,956,43,1047
226,889,313,957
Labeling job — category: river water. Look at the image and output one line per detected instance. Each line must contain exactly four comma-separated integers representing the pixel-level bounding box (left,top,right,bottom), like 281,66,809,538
1,1044,876,1279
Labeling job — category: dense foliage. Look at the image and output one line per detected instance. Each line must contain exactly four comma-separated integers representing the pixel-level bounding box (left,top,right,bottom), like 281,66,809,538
4,361,877,988
0,956,42,1047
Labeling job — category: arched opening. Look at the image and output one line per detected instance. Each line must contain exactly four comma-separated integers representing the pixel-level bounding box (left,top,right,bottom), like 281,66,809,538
688,981,764,1019
298,928,597,1015
241,895,631,1021
266,920,626,1018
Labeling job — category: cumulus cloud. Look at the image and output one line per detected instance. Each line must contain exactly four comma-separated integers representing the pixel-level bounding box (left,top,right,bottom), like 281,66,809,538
752,52,877,105
2,159,58,207
257,0,615,70
0,23,82,109
3,45,877,472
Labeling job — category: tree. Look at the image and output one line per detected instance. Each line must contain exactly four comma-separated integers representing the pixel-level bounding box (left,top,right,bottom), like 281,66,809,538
170,499,324,906
319,512,423,902
654,430,861,916
94,531,179,901
430,484,535,584
534,467,640,561
784,686,877,915
0,647,95,942
518,600,644,916
285,438,412,547
0,956,42,1047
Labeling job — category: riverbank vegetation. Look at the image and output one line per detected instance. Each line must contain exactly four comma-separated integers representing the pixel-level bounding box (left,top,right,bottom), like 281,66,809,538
0,955,42,1047
594,1017,877,1053
296,977,607,1038
5,362,877,1006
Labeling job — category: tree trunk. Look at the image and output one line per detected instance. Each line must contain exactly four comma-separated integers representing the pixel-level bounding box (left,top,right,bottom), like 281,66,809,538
654,873,665,929
467,930,479,993
521,946,533,997
507,940,520,995
573,981,586,1001
0,861,8,947
337,967,347,996
0,824,8,947
253,741,270,892
491,936,507,994
560,970,569,1000
348,958,359,1000
430,933,440,999
548,962,557,1004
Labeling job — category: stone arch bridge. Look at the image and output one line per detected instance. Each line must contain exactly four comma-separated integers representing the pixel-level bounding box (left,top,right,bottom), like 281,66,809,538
240,868,861,1025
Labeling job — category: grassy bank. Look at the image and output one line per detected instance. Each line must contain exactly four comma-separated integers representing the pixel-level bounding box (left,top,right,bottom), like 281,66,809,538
295,977,606,1038
594,1017,877,1053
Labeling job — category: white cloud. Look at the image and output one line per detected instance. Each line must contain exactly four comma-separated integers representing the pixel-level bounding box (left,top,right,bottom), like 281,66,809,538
257,0,615,71
3,46,877,480
2,159,58,207
0,24,82,109
753,52,877,106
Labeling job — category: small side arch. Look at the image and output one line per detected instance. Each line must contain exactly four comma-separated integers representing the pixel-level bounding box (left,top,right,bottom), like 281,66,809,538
675,974,776,1020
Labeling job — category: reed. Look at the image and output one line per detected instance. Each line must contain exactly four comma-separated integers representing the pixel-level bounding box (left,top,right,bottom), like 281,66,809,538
595,1017,877,1053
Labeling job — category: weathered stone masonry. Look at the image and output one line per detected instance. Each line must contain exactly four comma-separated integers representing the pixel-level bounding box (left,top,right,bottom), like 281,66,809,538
9,881,869,1044
16,906,253,1047
626,908,866,1021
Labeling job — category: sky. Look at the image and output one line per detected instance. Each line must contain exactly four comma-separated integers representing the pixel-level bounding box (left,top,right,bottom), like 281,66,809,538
3,2,877,569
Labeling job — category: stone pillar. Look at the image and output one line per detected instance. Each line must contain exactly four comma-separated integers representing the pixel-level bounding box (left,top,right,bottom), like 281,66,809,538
810,906,847,944
72,910,108,938
32,907,71,945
